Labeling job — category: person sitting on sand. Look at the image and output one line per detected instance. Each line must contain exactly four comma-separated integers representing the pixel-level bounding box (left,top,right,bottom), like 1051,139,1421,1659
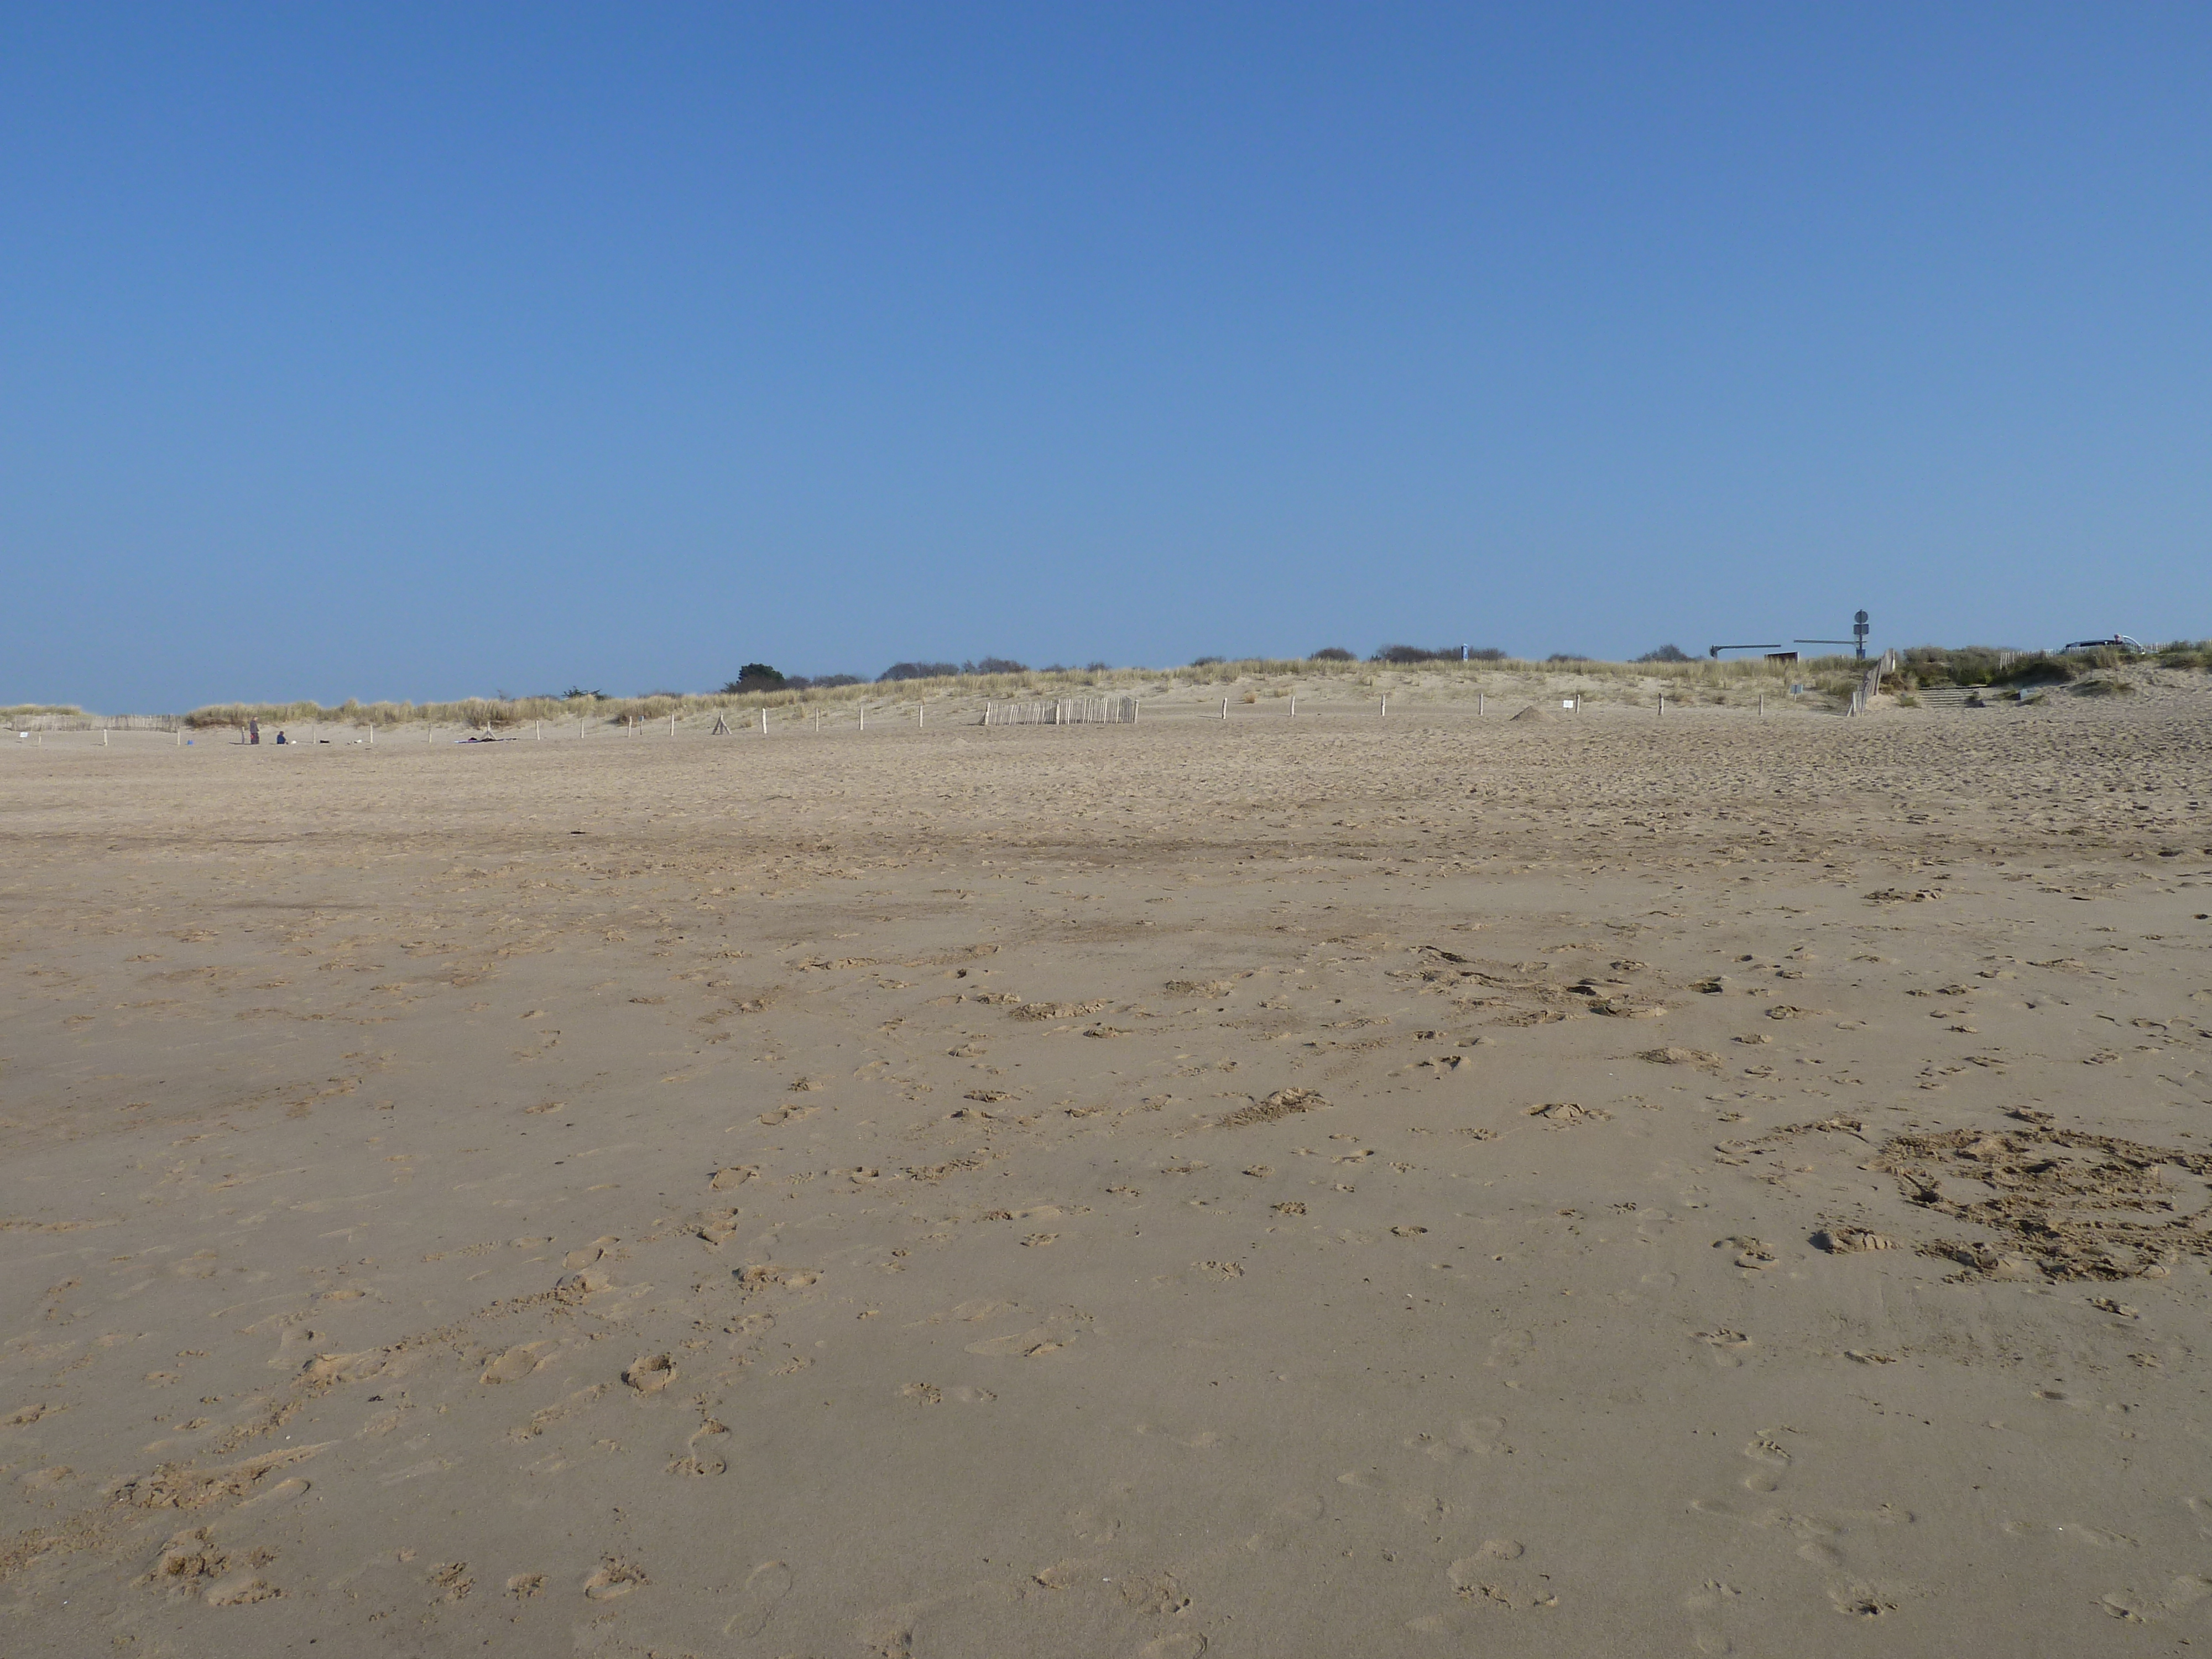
274,730,288,744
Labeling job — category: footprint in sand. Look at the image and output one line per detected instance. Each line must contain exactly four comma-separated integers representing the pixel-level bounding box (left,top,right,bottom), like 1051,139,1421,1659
2101,1576,2212,1624
564,1238,617,1269
1682,1580,1744,1655
723,1559,792,1637
1524,1102,1609,1126
1811,1227,1897,1254
966,1326,1075,1359
202,1571,281,1606
1739,1432,1791,1492
1715,1236,1776,1270
670,1418,729,1476
583,1558,649,1600
2001,1519,2135,1547
1406,1417,1507,1460
1446,1545,1553,1609
622,1354,677,1394
1695,1328,1752,1368
479,1343,550,1385
237,1476,311,1510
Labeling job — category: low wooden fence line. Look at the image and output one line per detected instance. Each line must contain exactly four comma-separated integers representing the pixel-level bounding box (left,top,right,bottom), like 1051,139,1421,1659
10,714,185,732
1846,650,1898,716
983,696,1139,726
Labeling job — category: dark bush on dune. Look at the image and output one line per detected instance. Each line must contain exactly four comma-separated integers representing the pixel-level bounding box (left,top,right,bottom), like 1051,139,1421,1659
1635,644,1693,664
1190,655,1225,666
1371,645,1454,664
1311,646,1354,661
1545,653,1592,665
1369,644,1506,665
739,669,854,692
879,659,1029,681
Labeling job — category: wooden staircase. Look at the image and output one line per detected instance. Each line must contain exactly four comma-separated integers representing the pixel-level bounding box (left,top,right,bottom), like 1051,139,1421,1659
1913,686,2004,709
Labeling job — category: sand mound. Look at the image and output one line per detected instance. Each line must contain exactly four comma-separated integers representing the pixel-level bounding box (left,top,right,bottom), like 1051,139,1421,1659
1509,704,1552,723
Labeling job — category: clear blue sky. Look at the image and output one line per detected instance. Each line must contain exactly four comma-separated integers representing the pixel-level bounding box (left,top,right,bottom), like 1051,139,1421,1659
4,5,2206,708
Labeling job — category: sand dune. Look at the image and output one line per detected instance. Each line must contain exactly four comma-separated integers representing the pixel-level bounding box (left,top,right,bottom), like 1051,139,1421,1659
3,687,2210,1654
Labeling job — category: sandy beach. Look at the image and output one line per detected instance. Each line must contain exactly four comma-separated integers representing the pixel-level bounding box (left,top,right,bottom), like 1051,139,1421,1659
4,686,2210,1657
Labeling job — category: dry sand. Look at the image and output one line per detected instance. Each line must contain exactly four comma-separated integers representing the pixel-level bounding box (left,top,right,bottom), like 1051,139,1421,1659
3,688,2210,1656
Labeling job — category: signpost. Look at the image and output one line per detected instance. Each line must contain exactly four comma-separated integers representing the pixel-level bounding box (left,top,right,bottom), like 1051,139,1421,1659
1794,611,1872,661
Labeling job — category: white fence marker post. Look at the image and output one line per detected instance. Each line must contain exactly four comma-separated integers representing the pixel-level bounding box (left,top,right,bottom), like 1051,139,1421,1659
1478,691,1485,715
1380,697,1386,718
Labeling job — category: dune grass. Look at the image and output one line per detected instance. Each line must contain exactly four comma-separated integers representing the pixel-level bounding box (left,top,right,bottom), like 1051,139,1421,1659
123,641,2209,731
175,654,1827,731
